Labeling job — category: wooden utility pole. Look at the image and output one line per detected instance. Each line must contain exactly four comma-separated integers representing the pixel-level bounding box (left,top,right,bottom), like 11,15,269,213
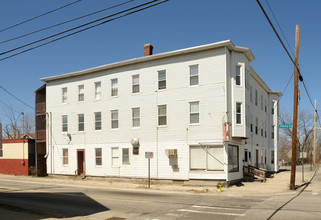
290,24,300,190
313,99,317,166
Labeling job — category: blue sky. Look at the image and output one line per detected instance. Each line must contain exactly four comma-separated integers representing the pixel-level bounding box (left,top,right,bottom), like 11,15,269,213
0,0,320,126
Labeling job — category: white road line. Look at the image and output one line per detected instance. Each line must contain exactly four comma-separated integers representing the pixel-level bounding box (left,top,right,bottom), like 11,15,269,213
177,209,245,216
193,205,244,211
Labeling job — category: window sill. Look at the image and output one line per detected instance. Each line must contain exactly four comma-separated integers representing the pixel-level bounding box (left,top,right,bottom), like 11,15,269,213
157,125,167,128
189,123,200,126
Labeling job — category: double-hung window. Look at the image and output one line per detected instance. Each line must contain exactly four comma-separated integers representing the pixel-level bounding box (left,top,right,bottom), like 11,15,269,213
78,85,84,101
236,65,241,86
95,81,101,99
132,75,139,93
122,148,129,164
158,105,167,126
111,78,118,97
255,117,258,134
62,87,67,103
189,65,199,86
62,148,68,165
78,114,84,131
158,70,166,90
255,89,258,106
62,115,68,132
132,108,140,127
111,110,119,129
190,102,199,124
95,112,102,130
261,95,263,110
95,148,102,166
250,86,253,102
272,125,275,139
236,103,242,124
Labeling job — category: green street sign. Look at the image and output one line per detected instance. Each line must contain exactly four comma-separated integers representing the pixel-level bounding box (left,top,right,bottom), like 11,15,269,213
279,124,292,129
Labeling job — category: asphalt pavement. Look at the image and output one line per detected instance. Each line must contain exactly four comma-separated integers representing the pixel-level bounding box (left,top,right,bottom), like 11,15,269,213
0,165,319,219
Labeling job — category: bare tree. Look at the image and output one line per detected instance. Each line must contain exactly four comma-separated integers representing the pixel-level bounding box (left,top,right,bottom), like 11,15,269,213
279,109,315,164
2,107,34,139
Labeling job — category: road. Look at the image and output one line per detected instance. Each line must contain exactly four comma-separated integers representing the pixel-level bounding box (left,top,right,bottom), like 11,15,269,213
0,167,320,219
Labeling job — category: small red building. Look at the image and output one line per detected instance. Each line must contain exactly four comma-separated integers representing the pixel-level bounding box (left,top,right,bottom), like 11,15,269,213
0,138,35,176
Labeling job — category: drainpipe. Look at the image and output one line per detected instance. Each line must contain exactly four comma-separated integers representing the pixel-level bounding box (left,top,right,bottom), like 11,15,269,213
44,113,51,174
50,112,53,174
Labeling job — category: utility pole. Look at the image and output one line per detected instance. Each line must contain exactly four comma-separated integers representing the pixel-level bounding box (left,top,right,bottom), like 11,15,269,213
313,99,317,167
290,24,300,190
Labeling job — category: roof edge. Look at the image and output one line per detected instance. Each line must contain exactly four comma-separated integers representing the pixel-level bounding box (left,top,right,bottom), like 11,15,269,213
41,40,254,82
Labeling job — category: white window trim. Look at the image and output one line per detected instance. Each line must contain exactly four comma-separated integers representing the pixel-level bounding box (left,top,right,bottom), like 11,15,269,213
158,104,167,127
236,102,242,125
189,101,200,125
235,65,242,86
189,64,199,86
62,148,68,165
62,115,68,132
62,87,67,104
132,74,140,94
158,70,166,90
95,148,102,167
111,147,120,167
111,110,119,129
122,148,130,165
78,84,84,102
78,114,85,132
111,78,118,97
132,107,140,128
94,112,102,131
94,81,102,100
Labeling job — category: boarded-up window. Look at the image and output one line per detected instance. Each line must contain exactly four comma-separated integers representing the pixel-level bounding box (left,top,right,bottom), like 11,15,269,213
190,145,224,171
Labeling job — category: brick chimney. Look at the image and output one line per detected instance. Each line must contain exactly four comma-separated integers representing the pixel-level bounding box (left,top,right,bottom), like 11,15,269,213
144,43,153,56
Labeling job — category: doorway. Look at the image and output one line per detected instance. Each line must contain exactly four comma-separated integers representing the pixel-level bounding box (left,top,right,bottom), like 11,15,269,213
77,150,85,175
256,149,259,168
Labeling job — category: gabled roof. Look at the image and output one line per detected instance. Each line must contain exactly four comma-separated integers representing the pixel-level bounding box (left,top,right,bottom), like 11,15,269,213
41,40,255,82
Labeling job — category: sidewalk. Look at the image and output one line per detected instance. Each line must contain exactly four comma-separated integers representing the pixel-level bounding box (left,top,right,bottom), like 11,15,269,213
224,165,319,196
0,165,319,196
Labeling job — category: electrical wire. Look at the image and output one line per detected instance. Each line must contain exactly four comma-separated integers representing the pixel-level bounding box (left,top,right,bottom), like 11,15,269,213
265,0,294,56
0,85,34,110
0,0,164,57
0,0,82,33
0,0,169,62
255,0,303,81
0,0,135,45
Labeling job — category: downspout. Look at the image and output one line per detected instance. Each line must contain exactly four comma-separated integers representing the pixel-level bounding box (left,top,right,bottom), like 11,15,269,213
50,112,53,173
44,112,50,173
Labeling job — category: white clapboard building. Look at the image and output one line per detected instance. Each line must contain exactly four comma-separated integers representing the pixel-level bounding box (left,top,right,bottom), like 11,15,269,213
40,40,281,182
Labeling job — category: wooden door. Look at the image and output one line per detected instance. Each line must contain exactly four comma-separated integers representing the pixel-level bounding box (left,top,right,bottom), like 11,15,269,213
77,150,85,175
256,149,259,168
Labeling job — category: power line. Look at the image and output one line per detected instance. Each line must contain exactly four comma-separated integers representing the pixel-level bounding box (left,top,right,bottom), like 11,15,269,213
0,0,169,62
0,85,34,110
0,0,82,33
0,0,162,57
265,0,294,56
0,0,135,45
255,0,303,82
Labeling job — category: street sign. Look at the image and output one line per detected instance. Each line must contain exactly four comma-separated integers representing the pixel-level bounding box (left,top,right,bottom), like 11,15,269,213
279,124,292,129
145,152,153,159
